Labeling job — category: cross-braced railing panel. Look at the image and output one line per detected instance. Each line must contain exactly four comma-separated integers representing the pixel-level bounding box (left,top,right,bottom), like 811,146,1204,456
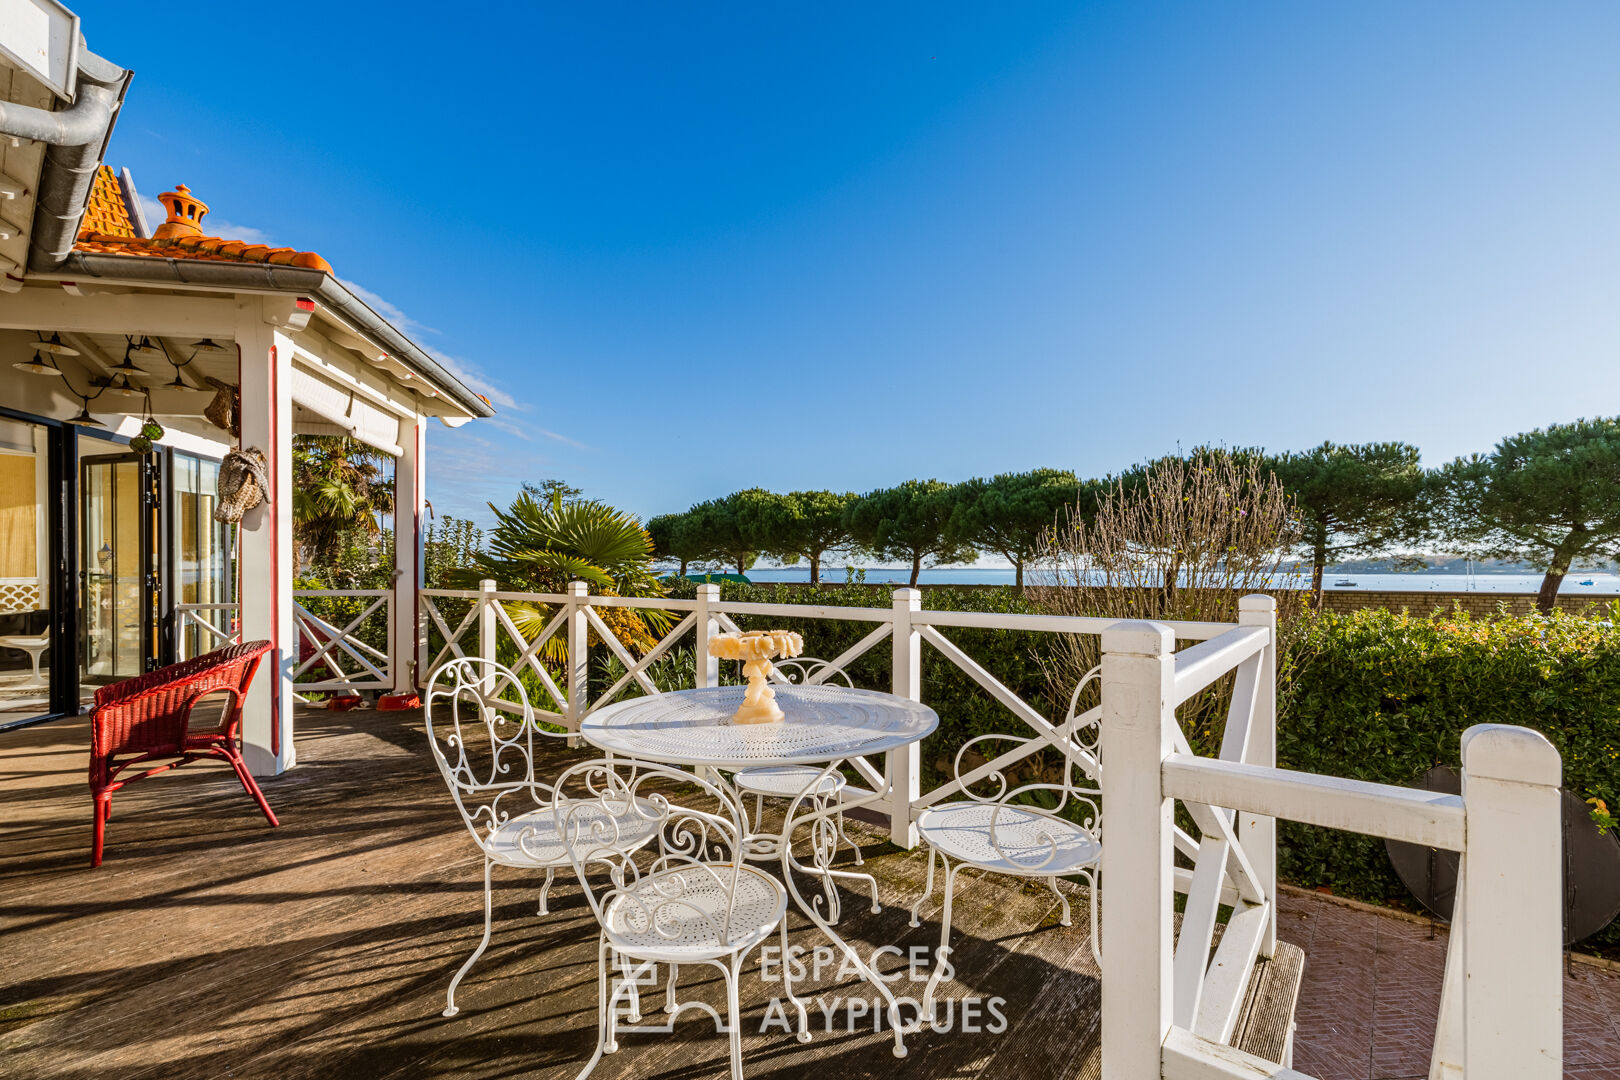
420,582,1257,844
292,590,392,692
1167,644,1273,1044
175,602,241,661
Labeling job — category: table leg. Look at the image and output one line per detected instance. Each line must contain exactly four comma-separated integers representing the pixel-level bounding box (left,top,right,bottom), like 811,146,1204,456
779,759,921,1058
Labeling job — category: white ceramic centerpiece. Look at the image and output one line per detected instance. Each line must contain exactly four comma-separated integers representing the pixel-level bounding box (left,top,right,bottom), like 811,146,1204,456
707,629,804,724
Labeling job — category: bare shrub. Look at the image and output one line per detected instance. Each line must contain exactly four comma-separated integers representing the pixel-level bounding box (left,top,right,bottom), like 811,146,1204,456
1029,449,1307,749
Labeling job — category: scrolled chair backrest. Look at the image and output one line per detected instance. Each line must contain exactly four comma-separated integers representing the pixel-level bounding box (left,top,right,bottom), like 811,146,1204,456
551,758,755,949
425,657,552,848
951,664,1104,871
768,657,854,688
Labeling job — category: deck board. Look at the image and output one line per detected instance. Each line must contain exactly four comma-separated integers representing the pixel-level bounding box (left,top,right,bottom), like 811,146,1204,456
1,708,1111,1079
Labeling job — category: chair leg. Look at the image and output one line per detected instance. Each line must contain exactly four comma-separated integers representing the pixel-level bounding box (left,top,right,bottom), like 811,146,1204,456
443,858,494,1017
724,952,746,1080
664,963,679,1014
908,846,938,928
538,866,555,916
1086,868,1102,973
779,916,810,1042
1047,876,1072,926
90,792,110,868
619,953,644,1024
228,751,280,828
575,935,611,1079
837,808,864,865
605,949,624,1055
921,858,963,1026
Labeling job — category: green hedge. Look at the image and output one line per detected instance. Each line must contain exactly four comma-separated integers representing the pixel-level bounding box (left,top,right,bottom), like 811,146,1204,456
1280,606,1620,947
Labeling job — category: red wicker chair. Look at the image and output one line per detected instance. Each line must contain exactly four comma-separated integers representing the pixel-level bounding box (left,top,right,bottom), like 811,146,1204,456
88,640,278,867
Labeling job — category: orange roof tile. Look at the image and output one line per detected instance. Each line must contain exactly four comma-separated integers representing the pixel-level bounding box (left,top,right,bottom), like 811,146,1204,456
74,232,336,274
73,171,334,274
79,166,137,239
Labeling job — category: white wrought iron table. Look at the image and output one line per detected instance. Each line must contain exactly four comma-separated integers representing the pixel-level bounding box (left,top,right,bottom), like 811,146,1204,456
580,684,939,1056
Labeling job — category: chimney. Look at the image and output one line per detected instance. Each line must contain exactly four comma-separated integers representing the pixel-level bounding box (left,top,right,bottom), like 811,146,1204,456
152,184,210,240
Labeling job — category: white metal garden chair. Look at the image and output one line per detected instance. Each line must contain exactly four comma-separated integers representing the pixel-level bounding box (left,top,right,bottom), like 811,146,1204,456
907,664,1104,1021
731,658,865,868
424,657,661,1017
553,756,797,1080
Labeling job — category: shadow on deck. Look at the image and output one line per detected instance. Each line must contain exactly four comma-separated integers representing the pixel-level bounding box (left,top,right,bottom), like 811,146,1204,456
0,706,1291,1079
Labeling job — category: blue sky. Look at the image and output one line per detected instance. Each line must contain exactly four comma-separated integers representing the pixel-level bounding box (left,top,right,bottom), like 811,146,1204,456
77,2,1620,528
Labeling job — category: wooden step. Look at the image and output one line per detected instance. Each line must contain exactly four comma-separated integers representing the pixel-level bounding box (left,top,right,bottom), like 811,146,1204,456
1232,940,1307,1066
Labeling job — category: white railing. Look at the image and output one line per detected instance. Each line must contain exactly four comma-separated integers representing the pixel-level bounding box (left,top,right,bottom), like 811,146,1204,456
1102,617,1563,1080
422,581,1241,847
416,581,1563,1080
292,589,393,693
177,594,393,696
175,602,241,659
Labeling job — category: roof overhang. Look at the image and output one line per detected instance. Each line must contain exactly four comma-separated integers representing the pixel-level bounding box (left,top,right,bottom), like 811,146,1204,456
41,253,495,419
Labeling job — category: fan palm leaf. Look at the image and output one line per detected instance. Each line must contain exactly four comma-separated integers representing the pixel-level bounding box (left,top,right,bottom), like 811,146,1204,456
462,489,673,653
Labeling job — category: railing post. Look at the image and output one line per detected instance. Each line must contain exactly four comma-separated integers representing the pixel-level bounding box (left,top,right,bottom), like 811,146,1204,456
1237,593,1278,956
566,581,590,732
693,583,720,689
1457,724,1563,1080
384,591,396,691
1100,620,1176,1080
477,579,497,694
888,587,922,849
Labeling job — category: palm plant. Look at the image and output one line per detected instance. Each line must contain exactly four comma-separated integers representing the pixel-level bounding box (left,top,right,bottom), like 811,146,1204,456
467,489,672,655
292,436,394,578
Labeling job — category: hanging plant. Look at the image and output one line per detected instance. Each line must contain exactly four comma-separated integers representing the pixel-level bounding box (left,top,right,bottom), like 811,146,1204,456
133,395,164,453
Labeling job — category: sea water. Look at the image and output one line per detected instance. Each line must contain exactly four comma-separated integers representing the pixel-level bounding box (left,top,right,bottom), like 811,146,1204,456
742,567,1620,593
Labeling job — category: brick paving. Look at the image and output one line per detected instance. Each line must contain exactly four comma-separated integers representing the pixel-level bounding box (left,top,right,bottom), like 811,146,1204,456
1280,889,1620,1079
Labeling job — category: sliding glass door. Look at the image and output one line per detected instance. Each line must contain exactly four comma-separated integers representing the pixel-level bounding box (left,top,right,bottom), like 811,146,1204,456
80,452,160,690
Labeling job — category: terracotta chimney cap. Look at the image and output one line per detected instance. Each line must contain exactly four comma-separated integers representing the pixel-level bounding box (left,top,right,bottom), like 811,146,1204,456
152,183,211,240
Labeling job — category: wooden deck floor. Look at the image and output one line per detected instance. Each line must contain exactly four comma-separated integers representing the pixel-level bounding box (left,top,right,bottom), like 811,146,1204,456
0,707,1115,1079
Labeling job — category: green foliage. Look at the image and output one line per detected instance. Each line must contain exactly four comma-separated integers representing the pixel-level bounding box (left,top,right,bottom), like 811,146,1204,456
291,436,394,578
524,479,583,503
467,488,671,654
1280,605,1620,947
948,469,1079,587
1430,418,1620,612
843,479,977,587
296,526,394,592
1265,441,1426,606
740,489,858,584
646,510,728,576
424,515,484,589
474,489,665,598
684,491,768,575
